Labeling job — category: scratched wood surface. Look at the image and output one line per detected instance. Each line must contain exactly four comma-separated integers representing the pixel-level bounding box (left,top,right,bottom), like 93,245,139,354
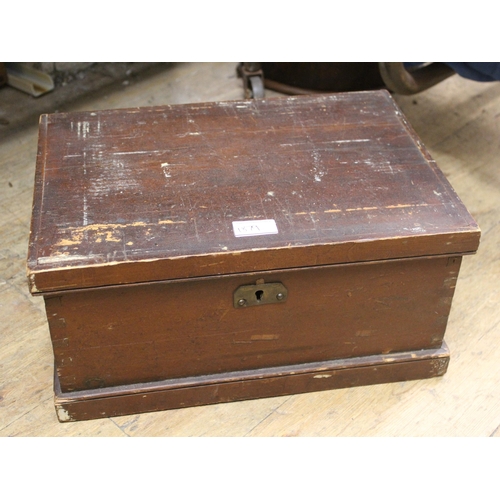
47,256,457,396
28,91,479,293
1,62,499,436
29,88,478,417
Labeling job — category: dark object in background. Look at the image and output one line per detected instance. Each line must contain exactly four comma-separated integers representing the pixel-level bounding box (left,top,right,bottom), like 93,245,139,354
0,63,7,87
238,62,385,97
238,62,456,98
443,62,500,82
261,62,385,94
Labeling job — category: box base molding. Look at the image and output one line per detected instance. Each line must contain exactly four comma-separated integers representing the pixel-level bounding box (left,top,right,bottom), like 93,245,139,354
54,343,450,422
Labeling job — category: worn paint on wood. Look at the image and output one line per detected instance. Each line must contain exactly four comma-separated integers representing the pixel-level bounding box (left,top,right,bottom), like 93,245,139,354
26,88,480,422
28,91,479,293
2,62,499,436
45,255,461,393
54,345,450,422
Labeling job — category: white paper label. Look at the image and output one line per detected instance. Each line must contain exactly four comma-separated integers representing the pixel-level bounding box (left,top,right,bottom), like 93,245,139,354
232,219,278,238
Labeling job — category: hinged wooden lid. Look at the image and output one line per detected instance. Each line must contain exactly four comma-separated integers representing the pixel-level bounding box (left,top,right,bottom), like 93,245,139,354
27,91,480,294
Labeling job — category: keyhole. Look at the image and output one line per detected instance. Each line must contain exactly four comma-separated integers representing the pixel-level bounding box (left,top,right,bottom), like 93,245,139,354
255,290,264,302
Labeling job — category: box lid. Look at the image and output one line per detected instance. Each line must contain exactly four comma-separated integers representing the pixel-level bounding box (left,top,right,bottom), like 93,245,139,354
27,91,480,294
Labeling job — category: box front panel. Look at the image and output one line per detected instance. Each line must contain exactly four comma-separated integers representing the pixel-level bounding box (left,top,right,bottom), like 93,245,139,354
45,256,461,392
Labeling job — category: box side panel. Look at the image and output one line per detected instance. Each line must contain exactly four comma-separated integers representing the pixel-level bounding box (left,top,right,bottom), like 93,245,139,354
27,114,49,292
45,255,461,393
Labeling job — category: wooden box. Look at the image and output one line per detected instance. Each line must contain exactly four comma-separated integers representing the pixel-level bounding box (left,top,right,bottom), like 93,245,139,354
28,91,480,422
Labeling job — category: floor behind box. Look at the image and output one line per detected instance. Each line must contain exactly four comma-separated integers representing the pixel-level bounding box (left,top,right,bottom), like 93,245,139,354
1,62,500,436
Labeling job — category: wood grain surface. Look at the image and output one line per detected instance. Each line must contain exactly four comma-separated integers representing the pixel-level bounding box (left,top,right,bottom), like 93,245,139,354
28,91,478,292
1,62,499,436
46,256,458,393
54,345,450,422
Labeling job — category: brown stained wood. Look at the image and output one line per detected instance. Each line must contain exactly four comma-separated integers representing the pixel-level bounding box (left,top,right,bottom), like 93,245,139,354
27,91,479,293
54,344,450,422
25,87,481,422
2,63,498,436
46,255,460,392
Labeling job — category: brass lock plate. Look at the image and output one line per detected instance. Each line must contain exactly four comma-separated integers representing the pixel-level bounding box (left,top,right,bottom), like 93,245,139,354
233,282,288,308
